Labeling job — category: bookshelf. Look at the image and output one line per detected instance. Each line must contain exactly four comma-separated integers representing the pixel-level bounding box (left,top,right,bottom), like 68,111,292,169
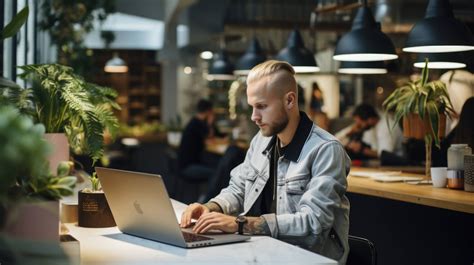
93,50,162,124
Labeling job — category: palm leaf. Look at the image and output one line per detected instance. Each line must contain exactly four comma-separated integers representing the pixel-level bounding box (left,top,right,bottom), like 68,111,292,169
1,6,29,39
16,64,114,163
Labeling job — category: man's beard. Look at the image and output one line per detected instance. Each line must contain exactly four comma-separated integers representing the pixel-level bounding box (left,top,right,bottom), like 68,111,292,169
261,112,289,137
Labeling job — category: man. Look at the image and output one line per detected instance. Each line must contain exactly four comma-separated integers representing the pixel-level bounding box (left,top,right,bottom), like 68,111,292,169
336,103,403,160
180,60,351,263
178,99,224,184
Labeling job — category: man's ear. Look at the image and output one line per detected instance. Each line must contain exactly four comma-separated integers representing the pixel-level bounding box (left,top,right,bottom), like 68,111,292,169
285,91,297,109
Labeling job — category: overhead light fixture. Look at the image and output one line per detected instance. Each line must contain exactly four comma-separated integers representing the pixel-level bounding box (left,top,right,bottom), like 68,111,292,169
104,52,128,73
183,66,193,74
413,52,468,69
338,61,387,74
276,29,319,73
200,51,213,60
403,0,474,53
333,0,398,61
234,37,267,75
207,49,235,81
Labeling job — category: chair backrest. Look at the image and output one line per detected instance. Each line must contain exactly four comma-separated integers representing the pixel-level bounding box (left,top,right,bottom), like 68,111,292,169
347,235,377,265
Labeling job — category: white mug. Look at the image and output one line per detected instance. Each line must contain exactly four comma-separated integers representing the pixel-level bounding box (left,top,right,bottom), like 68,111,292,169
431,167,448,188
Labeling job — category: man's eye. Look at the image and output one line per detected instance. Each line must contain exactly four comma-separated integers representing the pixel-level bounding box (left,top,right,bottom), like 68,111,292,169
256,105,266,110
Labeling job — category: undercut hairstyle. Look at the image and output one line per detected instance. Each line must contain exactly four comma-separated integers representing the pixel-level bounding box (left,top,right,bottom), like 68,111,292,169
353,103,379,120
247,60,297,96
196,99,213,113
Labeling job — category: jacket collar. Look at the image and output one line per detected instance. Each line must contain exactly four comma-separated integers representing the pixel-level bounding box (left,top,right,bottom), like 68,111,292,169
262,111,313,162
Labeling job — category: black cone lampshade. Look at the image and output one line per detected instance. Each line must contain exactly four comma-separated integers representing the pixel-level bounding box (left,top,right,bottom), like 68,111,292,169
404,0,474,53
234,37,267,75
338,61,387,74
276,29,319,73
208,49,235,80
333,2,398,61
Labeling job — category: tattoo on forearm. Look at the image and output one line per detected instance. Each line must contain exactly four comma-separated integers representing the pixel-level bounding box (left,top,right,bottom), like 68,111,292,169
203,202,223,213
243,217,271,235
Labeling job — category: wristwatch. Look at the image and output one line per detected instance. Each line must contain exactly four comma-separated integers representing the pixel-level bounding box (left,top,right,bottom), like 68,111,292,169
235,214,248,235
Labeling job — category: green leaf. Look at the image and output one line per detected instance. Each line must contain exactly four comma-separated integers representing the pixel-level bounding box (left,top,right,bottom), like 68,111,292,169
426,102,440,147
420,58,429,87
1,6,29,40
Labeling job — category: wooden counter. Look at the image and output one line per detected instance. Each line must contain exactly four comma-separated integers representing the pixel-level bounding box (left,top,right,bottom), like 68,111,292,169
348,167,474,214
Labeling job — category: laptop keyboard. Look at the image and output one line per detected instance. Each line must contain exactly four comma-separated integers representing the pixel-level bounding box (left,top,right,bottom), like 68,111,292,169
182,231,213,242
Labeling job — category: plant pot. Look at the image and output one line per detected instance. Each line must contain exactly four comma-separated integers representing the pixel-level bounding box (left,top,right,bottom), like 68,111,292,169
44,133,70,174
78,190,115,228
2,200,59,241
402,113,446,140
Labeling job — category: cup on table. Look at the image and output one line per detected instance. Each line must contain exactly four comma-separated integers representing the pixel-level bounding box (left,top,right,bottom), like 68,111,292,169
431,167,448,188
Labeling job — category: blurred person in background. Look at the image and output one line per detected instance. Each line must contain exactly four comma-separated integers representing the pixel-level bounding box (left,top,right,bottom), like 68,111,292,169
336,103,403,161
433,97,474,167
178,99,226,192
308,82,330,131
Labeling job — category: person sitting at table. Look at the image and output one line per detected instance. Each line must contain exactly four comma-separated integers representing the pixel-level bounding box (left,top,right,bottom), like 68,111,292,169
308,81,330,131
177,99,225,199
433,96,474,167
335,103,404,161
180,60,351,263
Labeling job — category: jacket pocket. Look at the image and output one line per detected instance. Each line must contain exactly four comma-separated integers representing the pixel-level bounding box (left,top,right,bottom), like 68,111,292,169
285,174,311,195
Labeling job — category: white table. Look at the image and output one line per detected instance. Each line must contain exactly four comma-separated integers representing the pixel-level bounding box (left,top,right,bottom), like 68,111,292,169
64,200,337,265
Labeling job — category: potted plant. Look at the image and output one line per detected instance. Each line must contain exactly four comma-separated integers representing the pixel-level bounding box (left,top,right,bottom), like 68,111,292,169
1,64,120,169
78,172,116,228
383,59,455,177
0,106,76,241
166,115,183,147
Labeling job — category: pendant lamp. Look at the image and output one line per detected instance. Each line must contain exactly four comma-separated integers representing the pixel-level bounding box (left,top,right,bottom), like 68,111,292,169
338,61,387,74
276,29,319,73
234,37,267,75
333,0,397,61
104,52,128,73
207,49,235,81
414,52,469,69
403,0,474,53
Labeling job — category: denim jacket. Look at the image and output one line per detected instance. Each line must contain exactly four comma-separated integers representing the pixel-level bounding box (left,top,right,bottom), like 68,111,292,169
211,113,351,264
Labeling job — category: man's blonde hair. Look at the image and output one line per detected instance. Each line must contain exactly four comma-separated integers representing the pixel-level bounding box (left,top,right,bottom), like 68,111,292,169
247,60,297,96
247,60,295,84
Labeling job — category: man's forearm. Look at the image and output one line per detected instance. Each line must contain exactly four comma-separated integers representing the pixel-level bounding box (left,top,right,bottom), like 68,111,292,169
243,216,271,235
203,201,223,213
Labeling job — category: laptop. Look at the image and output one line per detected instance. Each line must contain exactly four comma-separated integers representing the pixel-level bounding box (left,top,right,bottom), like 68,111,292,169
95,167,250,248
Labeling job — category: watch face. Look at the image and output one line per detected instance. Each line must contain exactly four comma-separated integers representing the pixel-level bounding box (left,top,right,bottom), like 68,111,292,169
236,215,247,223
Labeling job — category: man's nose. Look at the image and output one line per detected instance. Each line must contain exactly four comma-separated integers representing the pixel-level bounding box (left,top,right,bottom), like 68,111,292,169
251,109,260,122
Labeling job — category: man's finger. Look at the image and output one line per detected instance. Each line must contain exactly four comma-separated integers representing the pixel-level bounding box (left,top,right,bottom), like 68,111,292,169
193,214,216,233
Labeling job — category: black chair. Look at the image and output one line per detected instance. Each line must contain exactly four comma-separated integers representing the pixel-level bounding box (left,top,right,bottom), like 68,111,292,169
347,235,377,265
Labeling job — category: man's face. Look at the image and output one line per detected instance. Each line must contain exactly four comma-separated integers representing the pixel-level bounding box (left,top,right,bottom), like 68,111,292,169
354,116,369,130
247,77,289,137
367,117,378,128
354,116,378,130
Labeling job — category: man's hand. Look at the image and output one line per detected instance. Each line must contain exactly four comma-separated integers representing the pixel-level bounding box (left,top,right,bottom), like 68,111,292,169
180,203,210,228
192,212,238,234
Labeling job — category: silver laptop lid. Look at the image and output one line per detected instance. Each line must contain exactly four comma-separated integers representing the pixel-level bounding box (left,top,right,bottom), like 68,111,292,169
95,167,187,247
95,167,250,248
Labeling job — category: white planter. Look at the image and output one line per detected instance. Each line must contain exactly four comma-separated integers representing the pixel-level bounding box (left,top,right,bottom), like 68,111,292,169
3,200,60,241
167,132,182,147
44,133,70,174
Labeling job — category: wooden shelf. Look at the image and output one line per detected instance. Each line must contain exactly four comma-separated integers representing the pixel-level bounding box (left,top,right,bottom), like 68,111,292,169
348,167,474,214
93,49,162,123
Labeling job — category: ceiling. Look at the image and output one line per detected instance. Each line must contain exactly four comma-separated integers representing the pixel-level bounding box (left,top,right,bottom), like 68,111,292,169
110,0,474,71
